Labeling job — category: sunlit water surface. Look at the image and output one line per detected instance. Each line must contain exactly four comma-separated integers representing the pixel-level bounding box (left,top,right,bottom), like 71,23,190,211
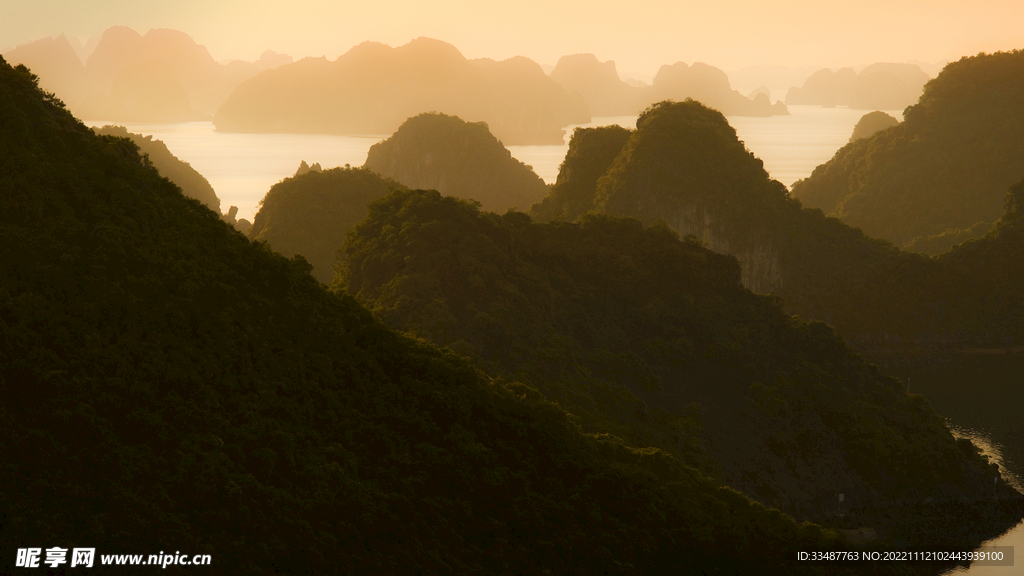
940,425,1024,574
878,353,1024,575
86,105,900,222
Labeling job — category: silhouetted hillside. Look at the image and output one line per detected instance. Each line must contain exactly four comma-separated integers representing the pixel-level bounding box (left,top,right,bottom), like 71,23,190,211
550,53,787,117
253,49,293,72
549,53,643,115
652,62,788,116
529,124,633,222
785,63,929,110
849,111,899,143
93,125,220,212
249,165,404,283
791,51,1024,252
1,54,886,576
337,186,1016,533
536,98,1024,352
2,34,85,107
5,27,263,122
364,113,549,213
215,38,589,145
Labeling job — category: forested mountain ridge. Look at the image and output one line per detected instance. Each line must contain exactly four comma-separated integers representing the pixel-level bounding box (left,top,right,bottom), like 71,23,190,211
363,112,549,213
248,166,406,283
528,98,1024,351
0,55,887,576
790,51,1024,253
92,124,221,213
336,188,1015,530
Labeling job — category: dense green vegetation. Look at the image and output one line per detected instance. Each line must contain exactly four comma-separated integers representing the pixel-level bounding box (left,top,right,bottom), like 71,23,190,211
530,124,632,222
0,55,892,576
791,51,1024,253
336,188,1008,527
526,98,1024,354
93,124,221,212
248,166,405,283
364,112,549,213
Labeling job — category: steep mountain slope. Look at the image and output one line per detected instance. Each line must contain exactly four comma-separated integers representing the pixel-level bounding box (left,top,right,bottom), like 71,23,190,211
337,188,1012,526
790,51,1024,253
364,113,549,213
0,55,869,576
248,166,405,283
92,125,220,213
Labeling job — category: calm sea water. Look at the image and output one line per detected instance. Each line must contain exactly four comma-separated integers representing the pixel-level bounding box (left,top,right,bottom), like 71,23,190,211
86,105,901,222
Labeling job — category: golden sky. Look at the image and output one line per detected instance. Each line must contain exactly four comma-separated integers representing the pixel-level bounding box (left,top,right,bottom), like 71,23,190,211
5,0,1023,76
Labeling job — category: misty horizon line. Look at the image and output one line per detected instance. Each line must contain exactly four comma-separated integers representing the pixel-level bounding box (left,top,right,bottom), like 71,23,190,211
2,26,957,86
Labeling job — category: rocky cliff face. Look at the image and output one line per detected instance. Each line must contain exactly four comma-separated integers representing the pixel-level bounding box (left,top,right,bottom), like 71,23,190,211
661,202,785,294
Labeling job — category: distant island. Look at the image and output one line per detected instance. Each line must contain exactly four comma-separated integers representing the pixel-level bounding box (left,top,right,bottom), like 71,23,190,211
3,27,292,122
551,53,788,117
214,38,589,145
785,63,930,110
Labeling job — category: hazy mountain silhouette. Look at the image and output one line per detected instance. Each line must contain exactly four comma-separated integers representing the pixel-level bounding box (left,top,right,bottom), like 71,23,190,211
791,51,1024,252
215,38,589,145
550,53,787,117
549,53,643,115
652,61,788,116
254,49,293,72
848,111,899,142
2,34,85,106
4,27,276,122
92,125,221,212
2,54,898,575
786,63,930,110
364,113,550,212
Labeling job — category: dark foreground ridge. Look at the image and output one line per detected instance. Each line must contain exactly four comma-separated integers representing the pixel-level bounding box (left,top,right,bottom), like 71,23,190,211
0,55,878,576
3,56,1020,575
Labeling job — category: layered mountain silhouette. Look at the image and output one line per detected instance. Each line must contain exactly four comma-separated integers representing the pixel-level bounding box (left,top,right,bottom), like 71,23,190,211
215,37,589,145
1,53,918,576
3,27,292,122
248,165,404,283
364,113,550,212
551,53,788,117
93,125,221,212
791,51,1024,252
337,187,1016,527
785,63,930,110
532,95,1024,349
